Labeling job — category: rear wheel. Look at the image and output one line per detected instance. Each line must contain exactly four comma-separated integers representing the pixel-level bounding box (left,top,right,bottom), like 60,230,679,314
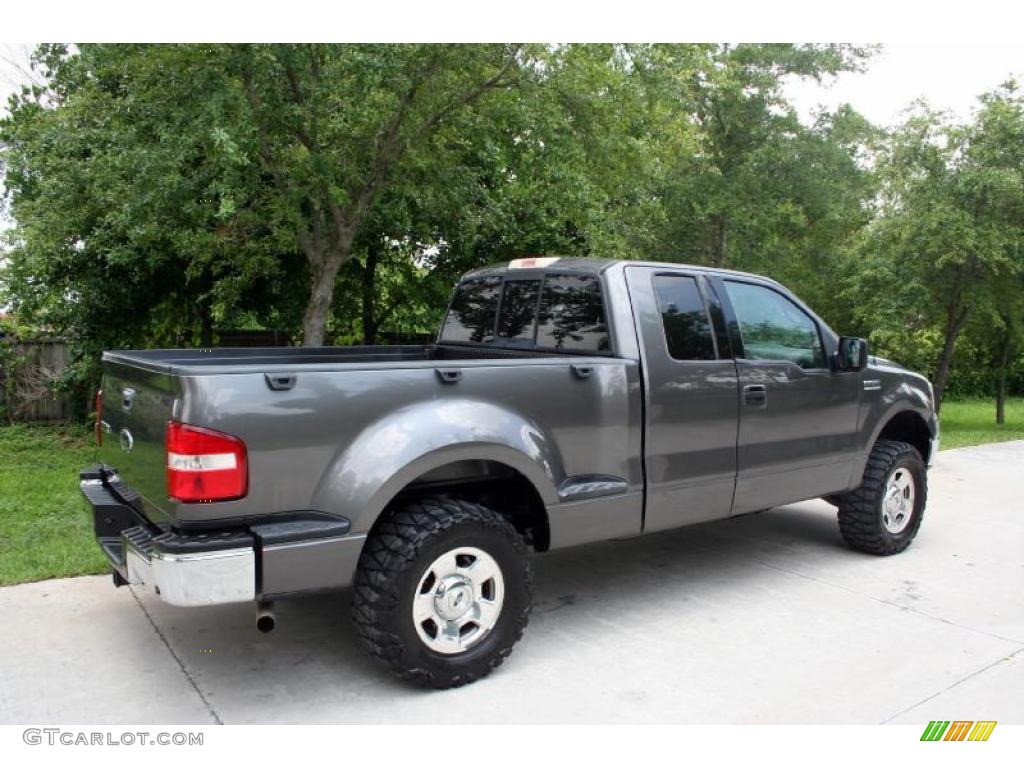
836,440,927,555
352,497,532,688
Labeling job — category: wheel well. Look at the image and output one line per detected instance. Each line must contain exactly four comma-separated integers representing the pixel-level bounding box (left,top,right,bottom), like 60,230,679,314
389,459,551,552
877,411,932,464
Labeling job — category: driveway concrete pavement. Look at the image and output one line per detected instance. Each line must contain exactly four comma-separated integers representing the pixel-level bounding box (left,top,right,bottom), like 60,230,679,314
2,441,1022,724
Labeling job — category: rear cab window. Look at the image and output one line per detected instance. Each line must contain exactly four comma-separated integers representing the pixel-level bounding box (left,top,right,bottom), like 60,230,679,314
441,272,610,354
652,274,717,360
536,275,609,352
497,279,542,346
439,276,502,343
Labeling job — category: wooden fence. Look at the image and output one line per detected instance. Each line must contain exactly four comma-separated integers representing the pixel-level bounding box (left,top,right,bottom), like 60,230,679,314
0,338,72,423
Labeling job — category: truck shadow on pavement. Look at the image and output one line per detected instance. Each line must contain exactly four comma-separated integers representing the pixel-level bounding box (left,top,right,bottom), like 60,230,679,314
130,500,852,713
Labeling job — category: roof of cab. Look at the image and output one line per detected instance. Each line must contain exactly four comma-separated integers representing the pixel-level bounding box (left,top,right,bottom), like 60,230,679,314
461,256,780,286
462,257,617,279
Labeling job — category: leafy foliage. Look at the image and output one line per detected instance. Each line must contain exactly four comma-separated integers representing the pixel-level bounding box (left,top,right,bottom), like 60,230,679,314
1,44,1022,423
847,83,1024,409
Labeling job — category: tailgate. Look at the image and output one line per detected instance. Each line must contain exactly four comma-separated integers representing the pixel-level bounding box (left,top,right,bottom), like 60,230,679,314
99,361,179,523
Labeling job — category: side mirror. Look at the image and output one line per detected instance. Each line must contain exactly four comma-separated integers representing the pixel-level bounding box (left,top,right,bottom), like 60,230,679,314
835,337,869,372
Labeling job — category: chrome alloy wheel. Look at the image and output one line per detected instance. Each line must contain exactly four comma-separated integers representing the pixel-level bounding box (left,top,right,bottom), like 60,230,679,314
412,546,505,655
881,467,916,534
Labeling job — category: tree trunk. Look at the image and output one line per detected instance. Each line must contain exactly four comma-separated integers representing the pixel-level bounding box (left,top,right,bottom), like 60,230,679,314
995,317,1012,425
361,240,381,345
199,300,214,347
302,249,348,347
932,302,971,414
710,213,728,267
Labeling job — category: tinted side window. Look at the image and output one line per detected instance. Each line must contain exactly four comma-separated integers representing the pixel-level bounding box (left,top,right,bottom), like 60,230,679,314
497,279,541,346
653,275,716,360
724,281,826,369
440,277,502,343
536,275,609,352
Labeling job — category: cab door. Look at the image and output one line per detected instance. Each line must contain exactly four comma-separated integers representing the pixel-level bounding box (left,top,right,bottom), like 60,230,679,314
625,266,740,532
712,277,862,514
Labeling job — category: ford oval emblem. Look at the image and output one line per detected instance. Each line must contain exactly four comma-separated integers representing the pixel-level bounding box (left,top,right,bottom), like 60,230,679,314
119,428,134,453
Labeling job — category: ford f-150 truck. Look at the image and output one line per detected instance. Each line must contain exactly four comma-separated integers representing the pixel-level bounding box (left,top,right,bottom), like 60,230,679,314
82,257,938,688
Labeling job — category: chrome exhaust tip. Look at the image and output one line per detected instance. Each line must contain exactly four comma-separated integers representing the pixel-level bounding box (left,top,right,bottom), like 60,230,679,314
256,603,276,633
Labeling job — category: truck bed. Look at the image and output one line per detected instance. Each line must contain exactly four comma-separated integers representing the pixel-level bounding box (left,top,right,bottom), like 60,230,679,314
98,343,642,539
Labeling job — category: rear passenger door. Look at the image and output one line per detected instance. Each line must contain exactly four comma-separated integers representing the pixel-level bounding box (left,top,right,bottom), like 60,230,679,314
625,266,740,532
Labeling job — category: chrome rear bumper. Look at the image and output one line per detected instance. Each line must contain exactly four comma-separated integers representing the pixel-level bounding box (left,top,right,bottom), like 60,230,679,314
123,531,255,607
82,466,360,603
82,471,256,607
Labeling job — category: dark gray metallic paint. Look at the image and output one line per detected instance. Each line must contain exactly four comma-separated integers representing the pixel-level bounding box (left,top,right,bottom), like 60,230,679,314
849,358,938,482
260,535,366,598
97,257,937,597
624,266,740,531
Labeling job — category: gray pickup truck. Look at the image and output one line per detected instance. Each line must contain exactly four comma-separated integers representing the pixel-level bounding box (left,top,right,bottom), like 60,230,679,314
82,257,938,688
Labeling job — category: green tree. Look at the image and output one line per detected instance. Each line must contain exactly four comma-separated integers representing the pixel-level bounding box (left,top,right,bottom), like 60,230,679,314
1,44,289,344
222,44,529,345
2,45,292,412
651,44,875,284
345,44,680,343
853,84,1024,411
967,84,1024,421
2,43,668,358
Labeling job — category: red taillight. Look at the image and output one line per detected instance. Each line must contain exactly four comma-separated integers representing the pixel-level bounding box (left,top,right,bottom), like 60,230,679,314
166,421,248,502
94,390,103,446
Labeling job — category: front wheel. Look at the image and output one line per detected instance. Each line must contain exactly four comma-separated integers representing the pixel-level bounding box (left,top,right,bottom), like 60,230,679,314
352,497,532,689
836,440,927,555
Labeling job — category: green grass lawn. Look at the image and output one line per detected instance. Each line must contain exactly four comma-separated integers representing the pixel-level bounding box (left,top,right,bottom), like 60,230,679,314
0,398,1021,587
0,424,107,586
939,397,1024,450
